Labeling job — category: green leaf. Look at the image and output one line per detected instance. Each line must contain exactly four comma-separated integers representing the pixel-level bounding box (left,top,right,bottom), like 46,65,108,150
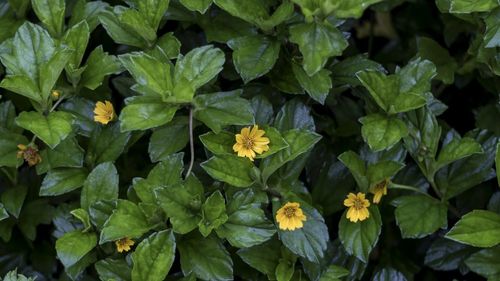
133,0,171,31
147,33,181,61
119,96,178,132
338,205,382,262
199,131,235,155
86,122,131,165
178,232,233,281
69,0,109,31
1,185,27,218
148,118,189,162
216,189,276,248
193,90,255,133
289,21,348,76
59,97,96,137
436,137,483,170
228,35,280,83
119,52,173,99
31,0,65,37
445,210,500,247
237,238,281,279
0,101,17,131
393,195,448,238
95,258,131,281
81,162,119,211
292,63,332,104
154,175,204,234
338,151,368,191
39,168,88,196
18,199,54,240
131,230,176,281
435,132,496,199
360,113,408,152
134,153,184,204
180,0,212,13
424,238,475,271
174,45,225,90
199,191,228,237
71,208,92,232
201,154,255,187
100,200,154,243
0,129,28,168
274,99,315,131
328,0,384,18
278,203,329,263
36,137,84,174
319,265,350,281
366,160,405,185
331,55,384,87
0,23,71,106
417,37,457,84
357,70,428,114
275,259,294,281
81,46,122,90
0,204,9,222
63,21,90,81
484,9,500,48
497,142,500,187
449,0,499,13
212,0,271,28
16,111,75,149
261,129,322,182
465,246,500,279
397,57,437,96
98,9,146,48
55,231,97,268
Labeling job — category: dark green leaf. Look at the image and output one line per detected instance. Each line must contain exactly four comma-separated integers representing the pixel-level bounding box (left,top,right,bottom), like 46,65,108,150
178,232,233,281
39,168,87,196
56,231,97,268
446,210,500,247
194,90,254,133
16,111,75,149
228,35,280,83
201,155,255,187
131,230,176,281
338,205,382,262
81,162,119,211
393,195,448,238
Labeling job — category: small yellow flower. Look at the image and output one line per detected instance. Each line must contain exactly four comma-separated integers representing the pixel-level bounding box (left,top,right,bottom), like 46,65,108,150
233,125,270,161
276,202,307,231
51,90,61,100
370,178,389,204
94,101,115,125
344,192,371,223
115,237,134,253
17,144,42,166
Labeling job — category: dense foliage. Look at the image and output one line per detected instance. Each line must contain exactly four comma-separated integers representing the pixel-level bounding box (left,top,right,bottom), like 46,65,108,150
0,0,499,280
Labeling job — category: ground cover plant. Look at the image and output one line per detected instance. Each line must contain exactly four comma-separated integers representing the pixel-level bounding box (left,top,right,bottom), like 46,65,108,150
0,0,499,280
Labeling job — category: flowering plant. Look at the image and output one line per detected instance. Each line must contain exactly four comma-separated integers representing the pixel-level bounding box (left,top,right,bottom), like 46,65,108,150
0,0,499,280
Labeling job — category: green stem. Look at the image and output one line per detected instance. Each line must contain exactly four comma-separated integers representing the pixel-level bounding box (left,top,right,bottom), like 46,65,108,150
389,183,431,196
185,107,195,178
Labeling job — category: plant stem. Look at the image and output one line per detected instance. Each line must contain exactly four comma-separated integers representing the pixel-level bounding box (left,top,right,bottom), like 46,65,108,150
389,183,430,196
185,107,195,178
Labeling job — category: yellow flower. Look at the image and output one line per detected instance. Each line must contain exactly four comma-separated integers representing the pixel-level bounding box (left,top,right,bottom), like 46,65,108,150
51,90,61,100
94,101,115,125
115,237,134,253
233,125,270,161
17,144,42,166
344,192,370,223
276,202,307,231
370,178,389,204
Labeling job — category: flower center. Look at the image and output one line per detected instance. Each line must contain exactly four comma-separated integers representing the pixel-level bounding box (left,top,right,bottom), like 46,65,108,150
284,207,296,218
117,238,128,246
353,199,364,210
242,136,254,149
374,179,388,191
